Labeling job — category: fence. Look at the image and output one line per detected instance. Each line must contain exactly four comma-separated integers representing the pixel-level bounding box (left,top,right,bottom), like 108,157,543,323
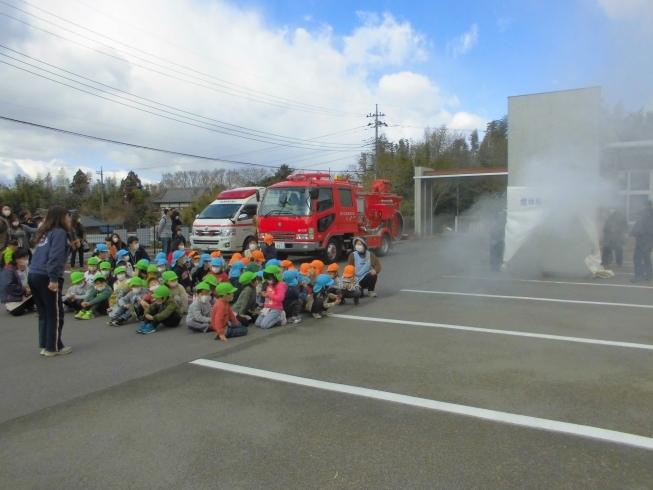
85,227,191,251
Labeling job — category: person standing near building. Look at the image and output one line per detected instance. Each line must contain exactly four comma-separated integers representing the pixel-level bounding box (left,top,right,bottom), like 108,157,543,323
28,206,74,357
158,208,174,254
601,208,628,267
70,213,86,269
630,199,653,283
0,203,12,254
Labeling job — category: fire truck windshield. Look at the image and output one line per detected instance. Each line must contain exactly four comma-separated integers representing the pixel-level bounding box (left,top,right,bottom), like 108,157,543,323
260,187,311,217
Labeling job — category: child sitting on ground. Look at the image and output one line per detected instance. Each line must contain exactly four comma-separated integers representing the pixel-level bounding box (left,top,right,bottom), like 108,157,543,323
107,265,129,312
136,285,182,334
0,249,34,316
134,260,150,282
192,254,212,286
156,258,169,276
186,282,213,332
162,270,189,314
280,260,295,273
255,265,288,329
211,282,248,341
308,260,324,285
84,257,100,287
208,257,228,284
339,265,361,305
282,269,303,324
1,239,19,267
77,273,113,320
311,274,341,319
138,277,160,311
99,261,115,289
232,271,259,326
116,249,134,278
171,250,192,293
108,277,146,326
64,271,91,312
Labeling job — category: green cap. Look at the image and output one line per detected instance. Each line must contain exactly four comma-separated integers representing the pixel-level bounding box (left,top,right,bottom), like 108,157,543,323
217,282,238,296
87,257,99,265
135,260,149,271
245,262,260,274
239,271,257,285
203,275,218,287
93,273,106,283
129,277,144,287
162,271,178,282
152,285,170,299
147,264,159,273
114,266,126,274
70,271,85,284
100,261,112,270
195,282,210,292
263,264,282,282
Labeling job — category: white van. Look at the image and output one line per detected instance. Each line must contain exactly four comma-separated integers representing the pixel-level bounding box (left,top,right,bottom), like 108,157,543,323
190,187,264,254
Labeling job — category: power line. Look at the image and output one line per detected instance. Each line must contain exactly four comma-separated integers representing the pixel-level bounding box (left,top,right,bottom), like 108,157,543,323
0,58,366,152
0,46,362,149
0,115,355,173
0,2,364,117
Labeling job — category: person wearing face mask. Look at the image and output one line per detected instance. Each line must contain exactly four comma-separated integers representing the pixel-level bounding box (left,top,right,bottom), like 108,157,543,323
126,236,150,265
255,265,288,329
8,213,38,258
243,239,259,259
111,233,127,251
0,249,35,316
347,237,381,298
99,261,116,289
116,249,134,277
138,277,161,311
186,282,214,332
171,250,192,293
63,271,91,313
207,257,228,284
107,265,130,313
76,273,112,320
136,285,182,334
162,270,189,314
108,277,147,326
210,282,248,341
191,254,211,286
167,238,186,265
84,257,100,287
0,203,12,253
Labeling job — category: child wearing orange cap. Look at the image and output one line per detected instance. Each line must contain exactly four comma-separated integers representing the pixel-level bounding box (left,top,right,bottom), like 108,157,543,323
250,250,265,270
308,259,324,285
226,252,242,275
280,260,294,273
210,251,221,258
339,265,361,305
326,263,341,296
241,257,250,266
261,234,277,262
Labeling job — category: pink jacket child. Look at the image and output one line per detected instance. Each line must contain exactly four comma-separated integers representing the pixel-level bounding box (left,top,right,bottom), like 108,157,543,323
255,266,288,329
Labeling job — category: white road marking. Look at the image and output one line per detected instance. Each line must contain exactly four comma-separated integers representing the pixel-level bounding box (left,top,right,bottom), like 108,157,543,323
400,289,653,309
441,275,653,289
191,359,653,451
331,314,653,350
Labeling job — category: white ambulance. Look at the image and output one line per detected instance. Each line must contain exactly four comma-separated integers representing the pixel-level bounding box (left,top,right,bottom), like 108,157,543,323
190,187,264,254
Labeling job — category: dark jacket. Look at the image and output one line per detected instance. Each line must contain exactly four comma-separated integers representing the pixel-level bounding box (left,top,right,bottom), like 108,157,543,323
261,243,277,261
128,248,151,266
30,228,71,282
282,285,300,308
0,264,26,303
630,208,653,239
604,211,628,240
0,216,9,251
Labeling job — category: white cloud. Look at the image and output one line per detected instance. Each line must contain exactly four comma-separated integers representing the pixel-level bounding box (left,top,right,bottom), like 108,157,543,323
0,0,483,182
596,0,653,20
447,24,479,58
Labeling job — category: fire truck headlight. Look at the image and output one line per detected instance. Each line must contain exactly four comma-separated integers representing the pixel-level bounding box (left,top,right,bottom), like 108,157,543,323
295,234,309,240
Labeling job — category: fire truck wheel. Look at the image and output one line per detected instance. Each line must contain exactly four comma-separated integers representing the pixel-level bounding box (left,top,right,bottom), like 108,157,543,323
323,237,340,264
376,233,392,257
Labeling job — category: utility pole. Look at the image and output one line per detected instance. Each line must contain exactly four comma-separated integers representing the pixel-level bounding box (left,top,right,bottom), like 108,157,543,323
96,167,104,221
367,104,387,179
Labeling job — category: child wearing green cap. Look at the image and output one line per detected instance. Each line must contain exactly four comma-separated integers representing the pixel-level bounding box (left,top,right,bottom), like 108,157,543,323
84,257,100,287
137,285,182,334
255,265,288,329
108,277,147,326
162,270,189,314
76,273,113,320
186,282,213,332
108,266,130,309
64,271,91,312
232,271,260,326
210,282,248,341
135,260,149,282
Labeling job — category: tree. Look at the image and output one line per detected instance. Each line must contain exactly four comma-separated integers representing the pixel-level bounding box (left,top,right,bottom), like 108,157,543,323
180,191,223,225
70,169,90,195
259,165,293,187
120,171,143,203
478,116,508,167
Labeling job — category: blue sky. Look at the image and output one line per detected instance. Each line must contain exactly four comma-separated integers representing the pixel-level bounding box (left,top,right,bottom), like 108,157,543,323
0,0,650,183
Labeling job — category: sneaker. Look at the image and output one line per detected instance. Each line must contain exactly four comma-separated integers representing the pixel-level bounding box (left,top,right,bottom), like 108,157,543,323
44,346,72,357
312,313,322,319
83,311,95,320
107,319,117,326
322,310,333,317
368,291,378,297
115,318,126,326
75,310,86,319
135,323,147,334
140,323,156,334
40,348,46,356
290,316,302,324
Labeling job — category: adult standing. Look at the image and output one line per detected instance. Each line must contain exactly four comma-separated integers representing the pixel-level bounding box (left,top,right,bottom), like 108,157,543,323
0,203,12,253
630,199,653,283
171,210,182,235
601,208,628,267
70,213,86,268
28,206,74,357
347,237,381,297
158,208,173,254
8,214,38,256
126,235,150,265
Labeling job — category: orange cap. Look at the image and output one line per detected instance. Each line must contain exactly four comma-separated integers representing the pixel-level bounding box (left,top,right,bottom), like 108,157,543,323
280,260,294,269
264,234,274,244
300,263,311,275
188,250,199,258
210,251,221,258
251,250,265,261
229,253,243,265
310,259,324,274
240,257,250,265
343,265,355,278
327,263,339,272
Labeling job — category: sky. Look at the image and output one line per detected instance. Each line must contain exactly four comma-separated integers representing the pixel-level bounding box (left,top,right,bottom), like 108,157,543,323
0,0,651,185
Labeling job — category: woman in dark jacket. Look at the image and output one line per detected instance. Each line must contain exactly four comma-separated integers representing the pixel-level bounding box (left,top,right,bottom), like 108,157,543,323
0,249,34,316
28,206,74,357
70,213,86,268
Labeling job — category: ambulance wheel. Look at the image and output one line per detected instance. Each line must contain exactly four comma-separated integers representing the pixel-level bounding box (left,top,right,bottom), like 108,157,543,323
323,238,340,264
376,233,391,257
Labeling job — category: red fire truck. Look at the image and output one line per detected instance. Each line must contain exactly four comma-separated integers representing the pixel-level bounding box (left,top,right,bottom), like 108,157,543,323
257,173,404,262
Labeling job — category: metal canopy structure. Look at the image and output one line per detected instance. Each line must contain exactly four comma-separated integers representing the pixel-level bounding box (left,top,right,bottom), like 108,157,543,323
414,167,508,236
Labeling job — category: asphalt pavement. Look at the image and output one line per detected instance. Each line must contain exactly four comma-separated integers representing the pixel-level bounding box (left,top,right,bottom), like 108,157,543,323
1,233,653,489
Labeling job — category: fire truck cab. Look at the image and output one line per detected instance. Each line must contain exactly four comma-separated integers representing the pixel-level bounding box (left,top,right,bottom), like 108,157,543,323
257,173,403,262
